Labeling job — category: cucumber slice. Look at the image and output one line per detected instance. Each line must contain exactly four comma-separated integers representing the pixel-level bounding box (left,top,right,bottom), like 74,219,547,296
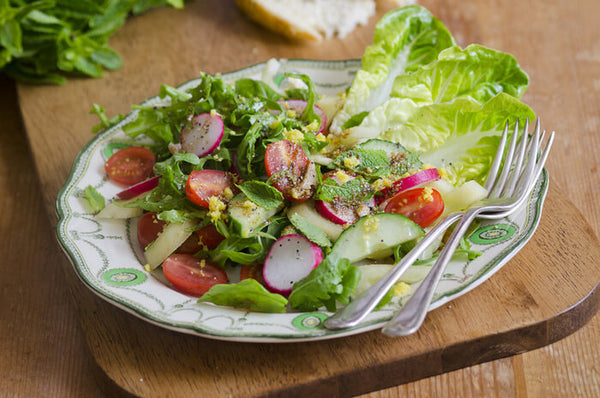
96,197,144,219
357,138,422,173
287,200,344,241
431,179,487,215
354,263,432,296
144,219,196,271
330,213,424,263
357,138,411,155
228,193,283,238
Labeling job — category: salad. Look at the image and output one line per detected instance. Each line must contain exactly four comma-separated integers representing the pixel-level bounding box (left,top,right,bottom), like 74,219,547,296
88,5,535,314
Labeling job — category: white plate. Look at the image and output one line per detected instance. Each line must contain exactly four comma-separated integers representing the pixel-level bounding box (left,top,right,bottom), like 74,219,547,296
56,59,549,342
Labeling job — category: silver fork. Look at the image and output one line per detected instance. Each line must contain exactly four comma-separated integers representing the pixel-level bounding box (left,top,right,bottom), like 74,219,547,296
381,119,554,336
324,119,554,331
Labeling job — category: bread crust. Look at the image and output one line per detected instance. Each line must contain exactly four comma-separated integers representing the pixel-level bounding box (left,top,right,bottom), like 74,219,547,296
236,0,322,41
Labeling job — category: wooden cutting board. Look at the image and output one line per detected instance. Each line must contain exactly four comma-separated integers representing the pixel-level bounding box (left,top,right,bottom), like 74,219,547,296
16,0,600,396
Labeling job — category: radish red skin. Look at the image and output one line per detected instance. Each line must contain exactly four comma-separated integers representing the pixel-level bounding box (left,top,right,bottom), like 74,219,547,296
116,176,160,200
180,113,224,157
376,168,441,205
315,170,376,225
315,199,355,225
263,234,323,296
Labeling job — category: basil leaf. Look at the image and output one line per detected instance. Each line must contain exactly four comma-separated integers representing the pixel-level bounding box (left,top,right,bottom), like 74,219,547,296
332,148,390,176
315,176,374,204
237,181,284,210
288,213,331,248
341,111,369,130
1,0,185,83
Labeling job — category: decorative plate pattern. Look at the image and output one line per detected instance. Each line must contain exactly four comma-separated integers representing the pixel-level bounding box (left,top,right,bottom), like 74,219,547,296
56,59,549,342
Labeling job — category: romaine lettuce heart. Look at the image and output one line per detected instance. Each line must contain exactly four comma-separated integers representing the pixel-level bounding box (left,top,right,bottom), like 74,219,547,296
329,5,455,133
385,94,536,186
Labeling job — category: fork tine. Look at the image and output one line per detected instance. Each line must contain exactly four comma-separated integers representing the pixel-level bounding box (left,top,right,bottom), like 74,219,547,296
514,122,541,196
484,122,509,192
489,119,519,198
503,119,530,197
524,130,555,195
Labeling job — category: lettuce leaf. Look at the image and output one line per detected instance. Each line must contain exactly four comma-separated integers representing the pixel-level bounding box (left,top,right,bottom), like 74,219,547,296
329,5,455,133
391,44,530,104
379,94,536,185
198,279,288,313
289,255,360,312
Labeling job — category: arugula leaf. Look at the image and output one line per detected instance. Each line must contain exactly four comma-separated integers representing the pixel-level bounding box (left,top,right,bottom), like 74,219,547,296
209,236,265,267
198,279,288,313
235,78,283,102
237,180,284,210
289,255,360,312
89,103,124,133
302,129,328,152
288,213,331,248
284,73,319,125
83,185,105,213
154,152,200,194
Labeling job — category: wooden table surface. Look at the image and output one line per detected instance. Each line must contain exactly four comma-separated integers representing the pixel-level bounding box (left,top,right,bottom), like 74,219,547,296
2,0,600,396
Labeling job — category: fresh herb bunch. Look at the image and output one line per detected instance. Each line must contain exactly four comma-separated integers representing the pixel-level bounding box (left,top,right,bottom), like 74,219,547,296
0,0,184,84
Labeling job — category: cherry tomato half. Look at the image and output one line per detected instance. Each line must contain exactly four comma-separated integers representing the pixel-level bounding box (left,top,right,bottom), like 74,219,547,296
177,224,225,254
138,212,225,254
264,140,314,202
384,187,444,228
239,263,265,285
105,146,155,185
162,254,227,297
137,212,166,249
185,169,237,208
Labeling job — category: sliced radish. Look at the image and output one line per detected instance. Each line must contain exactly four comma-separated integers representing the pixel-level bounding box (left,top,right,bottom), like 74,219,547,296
116,176,160,200
315,170,375,225
180,113,224,157
276,100,327,134
394,168,441,192
263,234,323,296
315,200,356,225
376,168,441,206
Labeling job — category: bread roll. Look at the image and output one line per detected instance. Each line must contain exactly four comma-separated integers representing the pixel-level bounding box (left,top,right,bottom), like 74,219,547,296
236,0,376,41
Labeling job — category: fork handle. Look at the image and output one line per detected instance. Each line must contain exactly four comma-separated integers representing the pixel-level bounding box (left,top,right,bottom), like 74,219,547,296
323,212,463,330
381,209,480,336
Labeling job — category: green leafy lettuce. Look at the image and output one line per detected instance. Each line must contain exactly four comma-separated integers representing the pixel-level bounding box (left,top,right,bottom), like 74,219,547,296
198,279,288,313
391,44,530,104
289,255,361,312
329,5,455,132
381,94,536,185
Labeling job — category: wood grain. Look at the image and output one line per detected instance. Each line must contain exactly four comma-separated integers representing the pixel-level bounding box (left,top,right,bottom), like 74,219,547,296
7,0,600,396
0,76,104,397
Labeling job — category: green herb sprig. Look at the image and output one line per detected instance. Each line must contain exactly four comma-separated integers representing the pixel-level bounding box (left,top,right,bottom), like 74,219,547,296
0,0,185,84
